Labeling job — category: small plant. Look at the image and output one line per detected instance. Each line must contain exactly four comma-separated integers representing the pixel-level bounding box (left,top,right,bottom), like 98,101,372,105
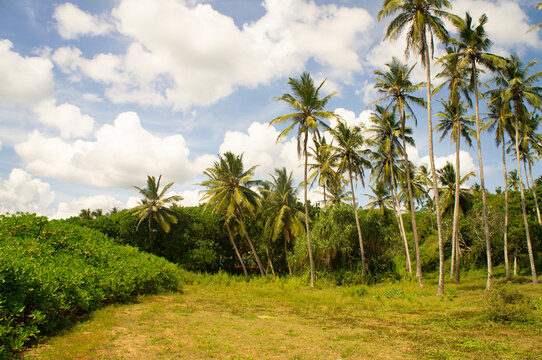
486,286,535,323
385,288,405,299
345,284,369,297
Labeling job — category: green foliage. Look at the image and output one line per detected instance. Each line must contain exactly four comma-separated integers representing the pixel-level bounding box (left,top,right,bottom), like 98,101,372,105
486,286,536,323
0,213,182,358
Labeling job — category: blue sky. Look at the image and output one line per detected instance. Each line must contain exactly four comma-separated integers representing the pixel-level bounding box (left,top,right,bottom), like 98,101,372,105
0,0,541,218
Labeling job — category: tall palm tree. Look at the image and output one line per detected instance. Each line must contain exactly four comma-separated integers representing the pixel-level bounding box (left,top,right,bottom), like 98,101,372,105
200,152,266,276
378,0,453,296
493,54,542,284
370,105,413,276
308,137,337,206
449,11,505,290
271,72,339,287
518,113,542,225
262,168,305,275
485,91,514,279
328,120,372,279
132,175,183,254
373,57,426,285
435,99,475,281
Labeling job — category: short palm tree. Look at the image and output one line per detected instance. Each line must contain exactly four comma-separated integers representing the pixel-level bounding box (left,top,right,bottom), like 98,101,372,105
435,99,475,281
328,120,372,279
200,152,266,276
507,170,520,191
373,57,425,285
367,181,393,220
493,54,542,284
271,72,339,287
262,167,305,275
132,175,183,254
378,0,454,296
325,176,352,207
308,137,338,206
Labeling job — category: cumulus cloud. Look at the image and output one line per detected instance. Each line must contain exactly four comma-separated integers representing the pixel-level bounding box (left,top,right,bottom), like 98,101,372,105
54,194,124,219
407,146,477,179
52,0,374,109
34,100,95,139
53,3,114,39
15,112,196,188
0,169,55,214
0,39,54,106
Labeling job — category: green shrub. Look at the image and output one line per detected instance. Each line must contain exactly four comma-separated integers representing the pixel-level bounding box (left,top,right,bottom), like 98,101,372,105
0,213,183,358
486,286,535,323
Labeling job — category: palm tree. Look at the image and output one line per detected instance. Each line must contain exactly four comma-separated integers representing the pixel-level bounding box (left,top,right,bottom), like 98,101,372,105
449,11,505,290
493,54,542,284
370,106,412,276
485,91,514,279
325,176,352,206
367,181,393,220
271,72,339,287
378,0,453,296
200,152,266,276
435,99,475,281
262,168,305,275
308,137,337,206
416,164,435,229
518,113,542,225
328,120,372,279
373,57,426,285
132,175,183,254
507,170,520,191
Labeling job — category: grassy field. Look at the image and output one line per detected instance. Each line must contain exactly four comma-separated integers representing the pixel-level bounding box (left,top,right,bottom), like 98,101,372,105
22,272,542,360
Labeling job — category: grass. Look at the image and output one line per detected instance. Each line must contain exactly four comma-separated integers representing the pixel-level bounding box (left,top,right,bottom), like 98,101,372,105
22,271,542,360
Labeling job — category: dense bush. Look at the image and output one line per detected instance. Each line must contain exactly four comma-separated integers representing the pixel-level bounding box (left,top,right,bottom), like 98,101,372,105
0,213,182,358
486,286,536,323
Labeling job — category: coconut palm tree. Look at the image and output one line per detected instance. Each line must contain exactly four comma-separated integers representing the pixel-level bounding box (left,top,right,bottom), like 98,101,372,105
378,0,453,296
370,106,412,276
200,152,266,276
507,170,521,191
448,11,505,290
132,175,183,254
328,120,372,279
325,176,352,207
485,91,514,279
435,99,475,281
308,137,337,206
262,167,305,275
271,72,339,287
493,54,542,284
373,57,426,285
367,181,393,220
416,164,435,229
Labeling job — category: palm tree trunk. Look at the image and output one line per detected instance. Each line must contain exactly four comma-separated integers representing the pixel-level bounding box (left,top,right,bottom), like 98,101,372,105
348,163,367,280
389,153,412,276
514,114,537,284
148,216,153,254
472,61,493,291
527,161,542,225
502,142,510,280
304,133,316,287
514,254,517,277
451,135,461,282
423,42,445,296
226,222,248,276
266,245,275,276
239,218,266,277
400,107,421,285
284,229,293,275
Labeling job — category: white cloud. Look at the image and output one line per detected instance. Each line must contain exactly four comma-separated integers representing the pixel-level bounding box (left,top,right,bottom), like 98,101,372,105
178,189,203,207
0,39,54,106
82,93,102,102
52,0,374,109
407,146,477,179
53,3,114,39
34,100,95,139
54,195,124,219
15,111,196,188
0,169,55,214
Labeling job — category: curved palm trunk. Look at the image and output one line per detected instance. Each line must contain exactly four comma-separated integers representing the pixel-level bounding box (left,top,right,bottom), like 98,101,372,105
348,163,367,279
239,218,266,277
284,228,293,275
423,42,445,296
514,114,537,284
502,142,510,280
304,134,316,287
226,222,248,277
400,107,422,285
388,154,412,276
266,245,275,276
472,62,493,291
527,161,542,225
451,134,461,282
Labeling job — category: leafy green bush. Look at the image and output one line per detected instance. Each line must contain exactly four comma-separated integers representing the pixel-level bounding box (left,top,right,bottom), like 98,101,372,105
486,286,535,323
0,213,182,358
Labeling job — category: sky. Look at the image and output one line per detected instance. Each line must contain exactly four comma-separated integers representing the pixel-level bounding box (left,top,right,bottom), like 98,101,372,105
0,0,541,219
